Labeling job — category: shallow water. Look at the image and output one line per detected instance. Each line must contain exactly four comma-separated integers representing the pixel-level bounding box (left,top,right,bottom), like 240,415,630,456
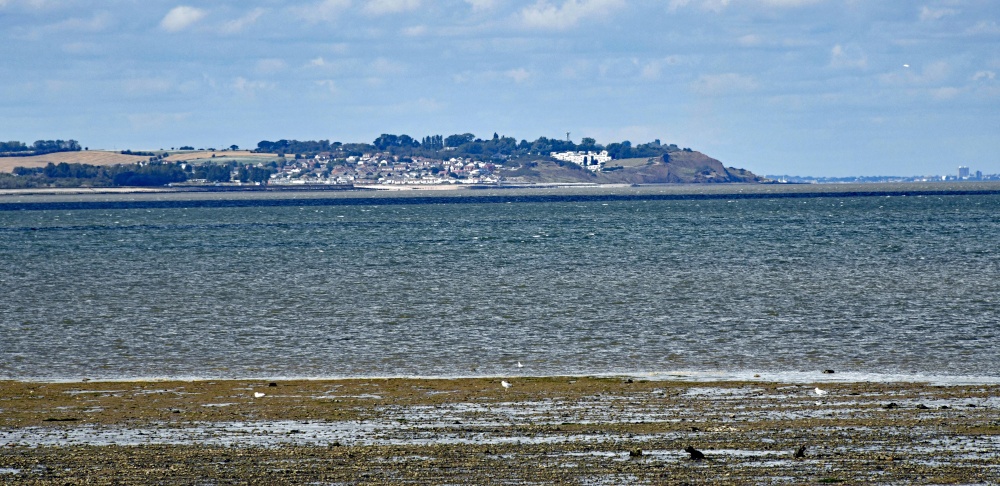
2,185,999,381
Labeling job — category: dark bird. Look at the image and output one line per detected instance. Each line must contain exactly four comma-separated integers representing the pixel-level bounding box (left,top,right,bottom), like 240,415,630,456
794,445,806,458
685,446,705,461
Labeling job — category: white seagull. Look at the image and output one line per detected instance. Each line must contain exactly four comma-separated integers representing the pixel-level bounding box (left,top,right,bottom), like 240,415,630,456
501,380,512,390
814,387,828,397
254,392,266,398
517,361,524,368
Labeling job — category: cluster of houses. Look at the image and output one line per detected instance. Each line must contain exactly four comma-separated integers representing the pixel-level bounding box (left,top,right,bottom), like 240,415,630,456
266,152,502,186
549,150,612,172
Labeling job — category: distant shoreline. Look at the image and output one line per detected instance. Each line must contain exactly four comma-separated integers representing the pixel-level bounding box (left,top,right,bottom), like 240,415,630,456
4,181,1000,211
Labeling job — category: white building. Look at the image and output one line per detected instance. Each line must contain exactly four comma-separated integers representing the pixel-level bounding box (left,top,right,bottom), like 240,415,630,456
550,150,612,171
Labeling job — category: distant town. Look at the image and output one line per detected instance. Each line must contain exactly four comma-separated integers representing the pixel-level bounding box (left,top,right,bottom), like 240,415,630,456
766,166,999,184
0,137,995,189
0,135,761,189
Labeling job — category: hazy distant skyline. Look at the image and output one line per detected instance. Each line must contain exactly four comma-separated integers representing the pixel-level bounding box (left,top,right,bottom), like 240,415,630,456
2,0,997,176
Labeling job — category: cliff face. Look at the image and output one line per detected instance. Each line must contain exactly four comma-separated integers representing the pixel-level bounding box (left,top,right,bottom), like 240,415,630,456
502,150,761,184
600,151,761,184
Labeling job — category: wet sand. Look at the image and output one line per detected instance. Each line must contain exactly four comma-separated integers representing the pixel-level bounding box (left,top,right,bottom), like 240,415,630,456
1,377,998,484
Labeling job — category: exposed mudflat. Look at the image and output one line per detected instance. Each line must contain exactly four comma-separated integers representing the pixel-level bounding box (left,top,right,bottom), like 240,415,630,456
1,377,998,484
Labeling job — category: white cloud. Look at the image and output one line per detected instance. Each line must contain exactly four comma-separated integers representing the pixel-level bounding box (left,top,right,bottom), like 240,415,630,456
637,57,685,80
255,59,287,74
402,25,428,36
829,44,867,69
641,62,661,80
972,71,995,81
465,0,499,11
879,60,952,86
315,79,338,94
232,77,275,96
0,0,57,9
918,6,956,22
363,0,420,15
559,59,592,79
305,56,350,72
294,0,351,23
46,12,112,33
737,34,763,47
505,67,531,83
520,0,625,30
690,73,758,95
669,0,821,12
23,11,112,39
966,21,1000,36
221,8,264,34
930,87,960,100
371,57,405,75
160,6,206,33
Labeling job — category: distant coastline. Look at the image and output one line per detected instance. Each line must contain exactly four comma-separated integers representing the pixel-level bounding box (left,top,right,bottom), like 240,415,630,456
4,181,1000,210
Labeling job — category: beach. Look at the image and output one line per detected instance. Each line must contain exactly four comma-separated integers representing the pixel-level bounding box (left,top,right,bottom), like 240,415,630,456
1,377,997,484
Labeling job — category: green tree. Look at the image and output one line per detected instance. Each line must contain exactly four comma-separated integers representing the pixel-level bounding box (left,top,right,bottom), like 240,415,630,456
445,133,475,148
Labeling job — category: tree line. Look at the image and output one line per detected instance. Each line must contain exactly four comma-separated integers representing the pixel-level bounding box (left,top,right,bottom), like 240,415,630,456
0,140,82,157
254,134,687,162
1,160,275,189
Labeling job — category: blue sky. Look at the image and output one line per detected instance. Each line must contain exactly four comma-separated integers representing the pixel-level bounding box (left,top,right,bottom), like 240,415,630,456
1,0,998,176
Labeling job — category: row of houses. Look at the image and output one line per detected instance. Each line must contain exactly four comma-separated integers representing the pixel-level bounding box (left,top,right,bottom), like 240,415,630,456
267,152,502,186
550,150,612,171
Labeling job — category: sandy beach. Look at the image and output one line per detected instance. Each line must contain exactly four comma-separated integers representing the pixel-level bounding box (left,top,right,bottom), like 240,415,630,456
1,377,997,484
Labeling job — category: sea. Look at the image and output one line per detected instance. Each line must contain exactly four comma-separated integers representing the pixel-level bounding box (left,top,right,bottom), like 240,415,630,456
2,183,999,384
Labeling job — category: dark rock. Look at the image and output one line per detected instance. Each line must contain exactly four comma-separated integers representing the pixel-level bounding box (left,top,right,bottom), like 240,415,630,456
822,369,835,374
794,445,807,458
916,404,930,410
629,448,643,457
268,382,278,387
884,403,899,409
685,446,705,461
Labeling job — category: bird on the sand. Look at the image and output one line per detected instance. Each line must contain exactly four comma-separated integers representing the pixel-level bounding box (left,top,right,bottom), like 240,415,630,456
501,380,512,390
814,387,828,396
517,361,524,368
794,445,807,458
685,446,705,461
253,392,266,398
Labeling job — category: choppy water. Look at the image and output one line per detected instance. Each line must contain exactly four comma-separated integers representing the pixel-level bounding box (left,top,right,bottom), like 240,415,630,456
2,185,999,381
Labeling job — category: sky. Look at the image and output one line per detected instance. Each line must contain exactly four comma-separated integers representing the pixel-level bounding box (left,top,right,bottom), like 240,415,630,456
1,0,998,177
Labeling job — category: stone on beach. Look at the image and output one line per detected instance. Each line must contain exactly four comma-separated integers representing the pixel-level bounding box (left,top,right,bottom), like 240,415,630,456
685,446,705,461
